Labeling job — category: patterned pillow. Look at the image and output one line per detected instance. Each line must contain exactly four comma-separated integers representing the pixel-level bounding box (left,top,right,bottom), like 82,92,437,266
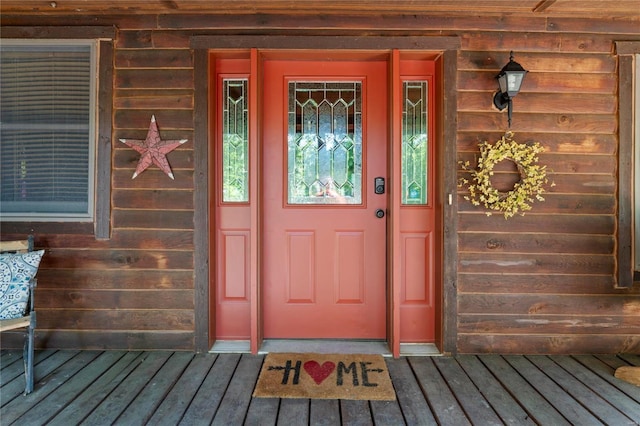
0,250,44,320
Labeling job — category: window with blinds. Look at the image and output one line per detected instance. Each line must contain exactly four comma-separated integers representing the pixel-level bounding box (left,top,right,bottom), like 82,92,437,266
0,41,96,220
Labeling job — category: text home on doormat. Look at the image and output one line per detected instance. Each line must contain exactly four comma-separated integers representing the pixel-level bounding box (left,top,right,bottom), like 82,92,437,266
253,353,396,401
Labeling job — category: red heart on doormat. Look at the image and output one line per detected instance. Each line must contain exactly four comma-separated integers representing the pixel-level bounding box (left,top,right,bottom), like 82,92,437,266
303,360,336,385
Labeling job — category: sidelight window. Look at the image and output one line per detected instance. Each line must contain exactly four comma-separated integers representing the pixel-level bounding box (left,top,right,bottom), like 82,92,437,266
401,81,429,205
221,79,249,203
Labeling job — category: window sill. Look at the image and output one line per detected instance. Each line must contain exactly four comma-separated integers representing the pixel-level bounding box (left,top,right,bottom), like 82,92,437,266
0,221,95,236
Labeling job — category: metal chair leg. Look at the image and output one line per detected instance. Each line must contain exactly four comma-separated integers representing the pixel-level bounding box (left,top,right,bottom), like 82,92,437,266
23,315,35,395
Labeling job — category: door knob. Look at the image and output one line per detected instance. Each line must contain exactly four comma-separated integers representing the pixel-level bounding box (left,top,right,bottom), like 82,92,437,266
375,209,385,218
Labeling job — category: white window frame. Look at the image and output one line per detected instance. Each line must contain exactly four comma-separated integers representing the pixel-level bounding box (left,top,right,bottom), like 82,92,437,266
0,39,98,222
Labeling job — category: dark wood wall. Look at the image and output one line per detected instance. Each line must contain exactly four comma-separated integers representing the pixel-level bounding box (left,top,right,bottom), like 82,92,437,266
455,24,640,354
1,12,639,353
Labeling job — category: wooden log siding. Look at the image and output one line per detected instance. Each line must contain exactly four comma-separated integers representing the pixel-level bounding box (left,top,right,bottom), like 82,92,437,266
1,12,640,353
455,28,639,353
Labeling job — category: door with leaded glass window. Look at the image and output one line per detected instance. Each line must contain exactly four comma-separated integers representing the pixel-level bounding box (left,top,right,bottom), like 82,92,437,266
212,52,437,351
262,60,388,338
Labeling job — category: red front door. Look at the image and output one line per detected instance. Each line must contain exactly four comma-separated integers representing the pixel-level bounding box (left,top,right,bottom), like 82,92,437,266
262,59,388,339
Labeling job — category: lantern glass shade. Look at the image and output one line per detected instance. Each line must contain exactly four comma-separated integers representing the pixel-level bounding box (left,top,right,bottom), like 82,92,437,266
495,52,528,99
497,70,527,98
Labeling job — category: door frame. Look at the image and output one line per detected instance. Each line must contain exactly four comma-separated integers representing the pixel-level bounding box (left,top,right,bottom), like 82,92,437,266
191,35,461,356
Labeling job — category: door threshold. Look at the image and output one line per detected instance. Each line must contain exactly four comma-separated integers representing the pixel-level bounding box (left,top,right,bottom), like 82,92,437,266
259,339,392,356
210,340,441,356
210,340,251,353
400,343,441,356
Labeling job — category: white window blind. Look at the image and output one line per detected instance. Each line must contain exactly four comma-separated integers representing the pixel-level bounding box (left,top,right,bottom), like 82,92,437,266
0,41,95,219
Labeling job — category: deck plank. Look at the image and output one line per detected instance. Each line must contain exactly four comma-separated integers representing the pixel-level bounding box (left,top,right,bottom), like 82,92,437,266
179,352,241,425
212,354,264,425
596,354,637,370
2,350,638,426
550,355,640,424
528,355,635,425
0,350,56,387
1,350,79,405
1,351,27,384
433,356,502,425
408,356,471,425
479,354,571,425
370,399,405,425
456,355,535,425
116,351,195,424
80,351,172,425
504,355,603,426
1,350,78,404
245,396,280,425
0,350,19,366
13,351,128,425
276,398,310,425
47,351,145,426
2,351,102,424
146,353,218,425
618,354,640,366
385,357,436,425
574,355,640,403
340,400,374,425
310,398,341,425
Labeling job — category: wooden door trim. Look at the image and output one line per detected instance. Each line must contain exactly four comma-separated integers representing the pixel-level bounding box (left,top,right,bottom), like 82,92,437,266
249,49,261,352
193,48,210,352
390,50,402,356
615,41,640,287
191,35,460,51
439,49,458,354
193,35,459,354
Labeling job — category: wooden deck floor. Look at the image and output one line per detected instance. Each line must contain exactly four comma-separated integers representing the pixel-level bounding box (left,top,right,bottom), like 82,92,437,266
1,350,639,425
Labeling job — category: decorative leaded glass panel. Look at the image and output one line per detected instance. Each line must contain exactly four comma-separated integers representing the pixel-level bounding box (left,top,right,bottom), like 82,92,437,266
288,81,362,204
222,79,249,202
402,81,428,205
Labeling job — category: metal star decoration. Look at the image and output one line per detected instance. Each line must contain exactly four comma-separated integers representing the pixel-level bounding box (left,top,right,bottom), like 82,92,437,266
119,115,188,180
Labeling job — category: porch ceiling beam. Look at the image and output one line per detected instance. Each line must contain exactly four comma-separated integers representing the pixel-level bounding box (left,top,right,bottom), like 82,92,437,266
2,1,639,18
190,35,460,51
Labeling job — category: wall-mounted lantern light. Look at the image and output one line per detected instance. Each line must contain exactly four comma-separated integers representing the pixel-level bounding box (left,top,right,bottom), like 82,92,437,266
493,51,528,127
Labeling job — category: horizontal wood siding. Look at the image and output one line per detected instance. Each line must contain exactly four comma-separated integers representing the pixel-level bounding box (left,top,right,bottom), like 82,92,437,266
1,23,197,350
455,25,640,353
1,11,639,353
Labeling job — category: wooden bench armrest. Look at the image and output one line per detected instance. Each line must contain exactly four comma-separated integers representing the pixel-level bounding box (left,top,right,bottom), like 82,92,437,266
0,316,31,332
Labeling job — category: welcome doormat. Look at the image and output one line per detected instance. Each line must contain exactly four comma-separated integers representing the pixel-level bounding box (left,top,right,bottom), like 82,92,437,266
253,353,396,400
615,366,640,386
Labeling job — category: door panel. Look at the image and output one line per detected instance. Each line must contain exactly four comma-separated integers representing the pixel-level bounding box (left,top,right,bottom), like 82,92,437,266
262,60,387,339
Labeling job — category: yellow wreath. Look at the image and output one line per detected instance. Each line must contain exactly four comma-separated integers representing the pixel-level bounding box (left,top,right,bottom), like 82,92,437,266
459,132,551,218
